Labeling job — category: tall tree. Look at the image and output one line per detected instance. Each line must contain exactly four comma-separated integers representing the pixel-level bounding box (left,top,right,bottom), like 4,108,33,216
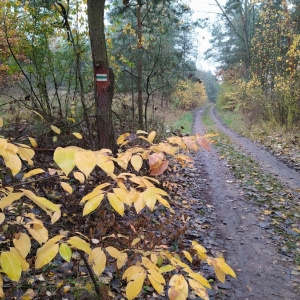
207,0,256,74
87,0,116,151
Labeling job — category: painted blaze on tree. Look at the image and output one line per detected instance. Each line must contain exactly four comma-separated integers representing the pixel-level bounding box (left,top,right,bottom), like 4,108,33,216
87,0,116,151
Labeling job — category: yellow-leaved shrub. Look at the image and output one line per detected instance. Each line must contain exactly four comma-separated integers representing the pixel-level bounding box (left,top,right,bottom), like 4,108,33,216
172,80,208,110
0,117,235,300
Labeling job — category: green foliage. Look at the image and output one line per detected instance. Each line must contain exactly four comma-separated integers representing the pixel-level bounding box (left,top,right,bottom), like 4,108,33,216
172,80,208,110
173,112,194,135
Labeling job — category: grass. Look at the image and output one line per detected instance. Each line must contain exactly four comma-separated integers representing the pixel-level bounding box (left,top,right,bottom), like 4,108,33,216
172,111,194,135
216,109,248,135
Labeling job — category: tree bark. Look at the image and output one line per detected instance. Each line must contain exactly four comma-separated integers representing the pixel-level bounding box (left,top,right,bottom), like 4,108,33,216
87,0,116,151
136,2,144,130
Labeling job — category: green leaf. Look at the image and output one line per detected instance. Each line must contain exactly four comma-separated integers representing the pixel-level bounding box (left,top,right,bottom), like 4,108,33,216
59,243,72,262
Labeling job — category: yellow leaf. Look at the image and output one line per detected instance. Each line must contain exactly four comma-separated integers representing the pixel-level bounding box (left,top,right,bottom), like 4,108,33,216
23,168,45,178
95,152,115,174
134,194,146,214
53,136,57,143
3,149,22,176
188,272,211,289
0,213,4,225
0,118,3,127
68,236,91,254
106,246,121,259
156,194,171,209
72,132,82,139
263,210,272,215
28,137,37,147
16,144,34,165
292,228,300,234
148,187,168,196
35,243,59,269
143,190,156,211
36,235,64,253
83,194,104,216
113,188,130,205
107,193,124,216
92,249,106,276
22,189,60,213
0,252,22,281
168,274,188,300
9,247,29,272
136,130,148,134
13,233,31,258
131,155,143,172
126,272,146,300
117,253,127,269
0,275,3,298
188,279,209,300
74,171,85,183
123,266,145,281
148,274,164,295
25,227,45,245
215,256,236,278
147,269,165,284
54,147,77,176
131,238,141,246
182,251,193,263
51,209,61,224
51,125,61,134
214,266,225,283
159,265,175,273
75,150,96,178
148,131,156,143
0,192,24,210
117,151,132,169
61,182,73,194
59,243,72,262
192,242,207,261
117,133,130,145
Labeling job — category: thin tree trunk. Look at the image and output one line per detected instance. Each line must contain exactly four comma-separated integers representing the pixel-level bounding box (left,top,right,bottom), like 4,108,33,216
137,2,144,130
87,0,116,151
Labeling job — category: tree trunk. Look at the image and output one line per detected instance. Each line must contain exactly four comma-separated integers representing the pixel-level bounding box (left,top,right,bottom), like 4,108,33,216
136,2,144,130
87,0,116,151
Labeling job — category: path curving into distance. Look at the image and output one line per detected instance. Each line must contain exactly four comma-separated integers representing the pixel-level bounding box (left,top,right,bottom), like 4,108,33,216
192,107,299,299
209,106,300,191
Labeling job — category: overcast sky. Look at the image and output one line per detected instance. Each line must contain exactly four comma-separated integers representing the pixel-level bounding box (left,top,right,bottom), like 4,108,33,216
189,0,225,73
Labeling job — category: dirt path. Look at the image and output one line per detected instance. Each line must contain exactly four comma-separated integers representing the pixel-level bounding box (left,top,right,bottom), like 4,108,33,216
193,107,299,299
210,106,300,190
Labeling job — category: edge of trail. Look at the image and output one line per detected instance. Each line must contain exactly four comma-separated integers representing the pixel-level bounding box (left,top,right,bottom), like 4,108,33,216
209,105,300,191
193,107,299,299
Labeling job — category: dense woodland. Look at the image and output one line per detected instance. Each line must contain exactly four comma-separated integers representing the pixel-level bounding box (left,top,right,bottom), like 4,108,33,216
0,0,299,299
209,0,300,129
